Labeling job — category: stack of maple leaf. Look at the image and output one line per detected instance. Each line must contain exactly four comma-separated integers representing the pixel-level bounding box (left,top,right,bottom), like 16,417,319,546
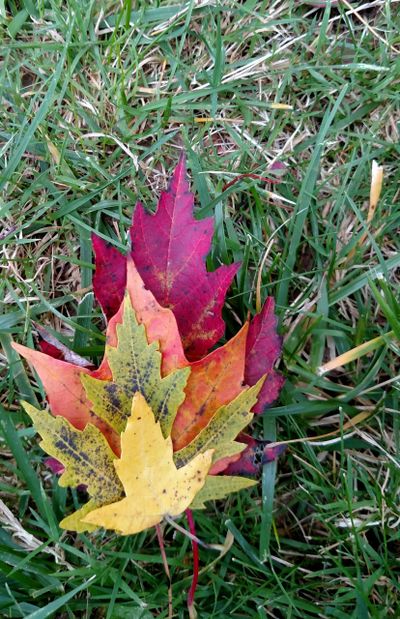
13,155,284,536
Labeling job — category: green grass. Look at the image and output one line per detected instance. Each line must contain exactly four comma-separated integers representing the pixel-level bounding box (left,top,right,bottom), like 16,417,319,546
1,1,400,617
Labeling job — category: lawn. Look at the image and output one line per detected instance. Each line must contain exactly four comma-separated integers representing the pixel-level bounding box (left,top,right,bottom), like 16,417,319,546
1,1,400,617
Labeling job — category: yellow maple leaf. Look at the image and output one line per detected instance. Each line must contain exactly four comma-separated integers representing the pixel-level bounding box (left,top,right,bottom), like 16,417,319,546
83,393,213,535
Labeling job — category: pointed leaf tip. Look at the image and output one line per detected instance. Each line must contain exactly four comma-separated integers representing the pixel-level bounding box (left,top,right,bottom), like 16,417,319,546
92,234,127,320
13,341,120,454
12,342,92,430
245,297,284,413
174,151,188,184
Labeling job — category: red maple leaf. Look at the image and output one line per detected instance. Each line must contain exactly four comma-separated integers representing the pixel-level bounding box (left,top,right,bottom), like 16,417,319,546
94,154,239,359
130,155,239,359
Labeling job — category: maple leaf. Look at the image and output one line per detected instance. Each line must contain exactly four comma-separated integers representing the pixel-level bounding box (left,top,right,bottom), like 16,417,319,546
93,154,239,359
130,154,239,359
81,292,190,436
21,401,123,532
13,162,284,521
83,393,213,535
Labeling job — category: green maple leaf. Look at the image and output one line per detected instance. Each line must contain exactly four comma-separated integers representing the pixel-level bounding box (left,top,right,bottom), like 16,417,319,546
22,402,123,532
173,377,265,468
82,293,190,437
